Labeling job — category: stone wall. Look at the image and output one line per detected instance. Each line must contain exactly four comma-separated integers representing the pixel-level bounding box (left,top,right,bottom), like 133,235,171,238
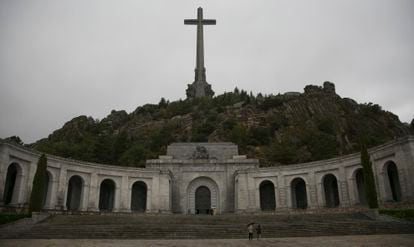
235,136,414,213
0,143,171,213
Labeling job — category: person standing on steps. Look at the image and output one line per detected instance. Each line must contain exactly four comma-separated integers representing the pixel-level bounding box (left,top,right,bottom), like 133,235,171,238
248,223,254,240
256,224,262,240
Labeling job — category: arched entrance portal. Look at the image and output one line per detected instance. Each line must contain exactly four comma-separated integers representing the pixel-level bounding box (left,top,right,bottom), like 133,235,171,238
323,174,340,207
259,180,276,211
3,163,22,205
291,178,307,209
66,175,83,211
355,169,367,205
386,162,401,202
187,177,219,214
131,181,147,212
99,179,115,211
195,186,211,214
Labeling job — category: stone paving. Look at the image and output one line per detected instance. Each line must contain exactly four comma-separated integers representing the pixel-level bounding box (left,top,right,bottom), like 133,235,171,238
1,234,414,247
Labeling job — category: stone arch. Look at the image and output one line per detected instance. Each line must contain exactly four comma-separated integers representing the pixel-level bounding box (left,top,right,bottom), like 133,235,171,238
187,176,219,214
131,181,147,212
259,180,276,211
322,174,340,207
66,175,84,211
99,179,116,212
3,162,23,205
384,161,402,202
291,177,308,209
353,168,367,205
195,186,211,214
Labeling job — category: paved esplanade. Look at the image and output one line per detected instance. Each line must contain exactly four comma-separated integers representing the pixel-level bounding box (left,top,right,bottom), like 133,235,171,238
185,7,215,98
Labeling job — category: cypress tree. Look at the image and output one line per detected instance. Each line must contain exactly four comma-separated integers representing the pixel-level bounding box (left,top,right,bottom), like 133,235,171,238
29,154,47,213
360,144,379,208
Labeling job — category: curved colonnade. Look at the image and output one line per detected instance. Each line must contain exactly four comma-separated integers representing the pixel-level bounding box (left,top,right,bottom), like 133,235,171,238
1,136,413,214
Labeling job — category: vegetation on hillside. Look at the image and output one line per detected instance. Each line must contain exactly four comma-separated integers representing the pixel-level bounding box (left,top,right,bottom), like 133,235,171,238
29,82,412,167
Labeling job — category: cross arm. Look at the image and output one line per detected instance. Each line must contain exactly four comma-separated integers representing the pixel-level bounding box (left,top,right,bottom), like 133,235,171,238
184,19,216,25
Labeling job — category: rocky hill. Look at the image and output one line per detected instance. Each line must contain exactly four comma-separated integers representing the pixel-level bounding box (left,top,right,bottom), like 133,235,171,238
30,82,413,167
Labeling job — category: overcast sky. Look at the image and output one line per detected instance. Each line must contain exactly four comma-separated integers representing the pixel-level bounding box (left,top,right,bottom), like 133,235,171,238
1,0,413,143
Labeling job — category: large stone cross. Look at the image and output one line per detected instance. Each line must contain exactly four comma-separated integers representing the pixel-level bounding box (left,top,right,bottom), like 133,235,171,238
184,7,215,98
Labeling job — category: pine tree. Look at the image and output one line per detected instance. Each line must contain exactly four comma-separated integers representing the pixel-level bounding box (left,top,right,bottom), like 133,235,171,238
29,154,47,213
360,145,379,208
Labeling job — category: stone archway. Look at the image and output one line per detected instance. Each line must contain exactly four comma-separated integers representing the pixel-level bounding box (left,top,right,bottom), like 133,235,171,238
187,177,219,214
259,180,276,211
195,186,211,214
355,168,367,205
131,181,147,212
385,161,401,202
323,174,340,207
3,163,23,205
99,179,115,212
66,175,83,211
291,178,307,209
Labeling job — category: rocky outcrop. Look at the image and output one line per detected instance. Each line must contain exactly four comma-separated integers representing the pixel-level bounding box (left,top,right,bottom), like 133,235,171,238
32,82,412,167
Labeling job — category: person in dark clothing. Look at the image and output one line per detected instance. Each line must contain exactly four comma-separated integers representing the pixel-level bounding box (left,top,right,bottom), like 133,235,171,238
256,224,262,240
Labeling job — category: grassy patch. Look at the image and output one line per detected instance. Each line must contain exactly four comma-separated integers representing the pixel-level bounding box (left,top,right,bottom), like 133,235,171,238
0,213,31,225
379,209,414,221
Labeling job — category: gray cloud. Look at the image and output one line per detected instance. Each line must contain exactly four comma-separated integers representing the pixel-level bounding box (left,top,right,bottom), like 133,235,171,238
1,0,413,143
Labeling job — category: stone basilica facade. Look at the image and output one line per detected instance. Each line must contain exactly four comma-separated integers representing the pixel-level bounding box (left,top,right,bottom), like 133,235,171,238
0,136,413,214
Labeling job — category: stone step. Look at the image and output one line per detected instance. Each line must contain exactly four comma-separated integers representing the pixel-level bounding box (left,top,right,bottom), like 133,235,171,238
1,212,413,239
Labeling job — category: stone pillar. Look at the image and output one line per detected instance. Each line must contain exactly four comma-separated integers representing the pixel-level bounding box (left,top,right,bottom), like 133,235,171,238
338,167,350,206
80,179,89,211
308,172,319,209
87,173,99,212
0,146,9,204
119,175,130,212
113,180,121,212
56,166,67,210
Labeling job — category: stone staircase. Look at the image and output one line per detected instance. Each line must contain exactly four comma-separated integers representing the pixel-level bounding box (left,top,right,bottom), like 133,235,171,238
1,212,413,239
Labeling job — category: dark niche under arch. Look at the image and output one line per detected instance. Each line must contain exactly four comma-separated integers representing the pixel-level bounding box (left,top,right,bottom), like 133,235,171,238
291,178,308,209
323,174,340,208
99,179,115,211
259,180,276,211
195,186,211,214
66,175,83,211
131,181,147,212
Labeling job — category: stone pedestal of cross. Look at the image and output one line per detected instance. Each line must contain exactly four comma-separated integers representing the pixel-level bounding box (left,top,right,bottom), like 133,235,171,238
185,7,216,98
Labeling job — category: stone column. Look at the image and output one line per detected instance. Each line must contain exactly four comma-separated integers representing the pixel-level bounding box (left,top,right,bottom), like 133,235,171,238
338,167,350,206
119,175,130,212
87,173,99,212
308,172,319,209
56,166,67,210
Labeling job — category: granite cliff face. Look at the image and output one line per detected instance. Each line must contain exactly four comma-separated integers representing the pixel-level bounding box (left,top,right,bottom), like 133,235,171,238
31,82,412,167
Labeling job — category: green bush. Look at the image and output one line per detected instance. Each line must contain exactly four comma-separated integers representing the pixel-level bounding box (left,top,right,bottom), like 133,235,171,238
0,214,31,225
379,209,414,221
29,154,48,213
360,145,378,209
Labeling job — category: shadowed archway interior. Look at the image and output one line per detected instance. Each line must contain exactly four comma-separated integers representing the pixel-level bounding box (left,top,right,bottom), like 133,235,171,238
291,178,308,209
259,180,276,211
131,181,147,212
195,186,211,214
323,174,340,208
99,179,115,211
386,162,401,202
3,163,18,205
355,169,367,205
66,175,83,211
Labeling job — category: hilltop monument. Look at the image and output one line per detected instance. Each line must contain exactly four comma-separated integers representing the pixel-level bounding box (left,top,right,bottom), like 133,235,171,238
185,7,215,98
